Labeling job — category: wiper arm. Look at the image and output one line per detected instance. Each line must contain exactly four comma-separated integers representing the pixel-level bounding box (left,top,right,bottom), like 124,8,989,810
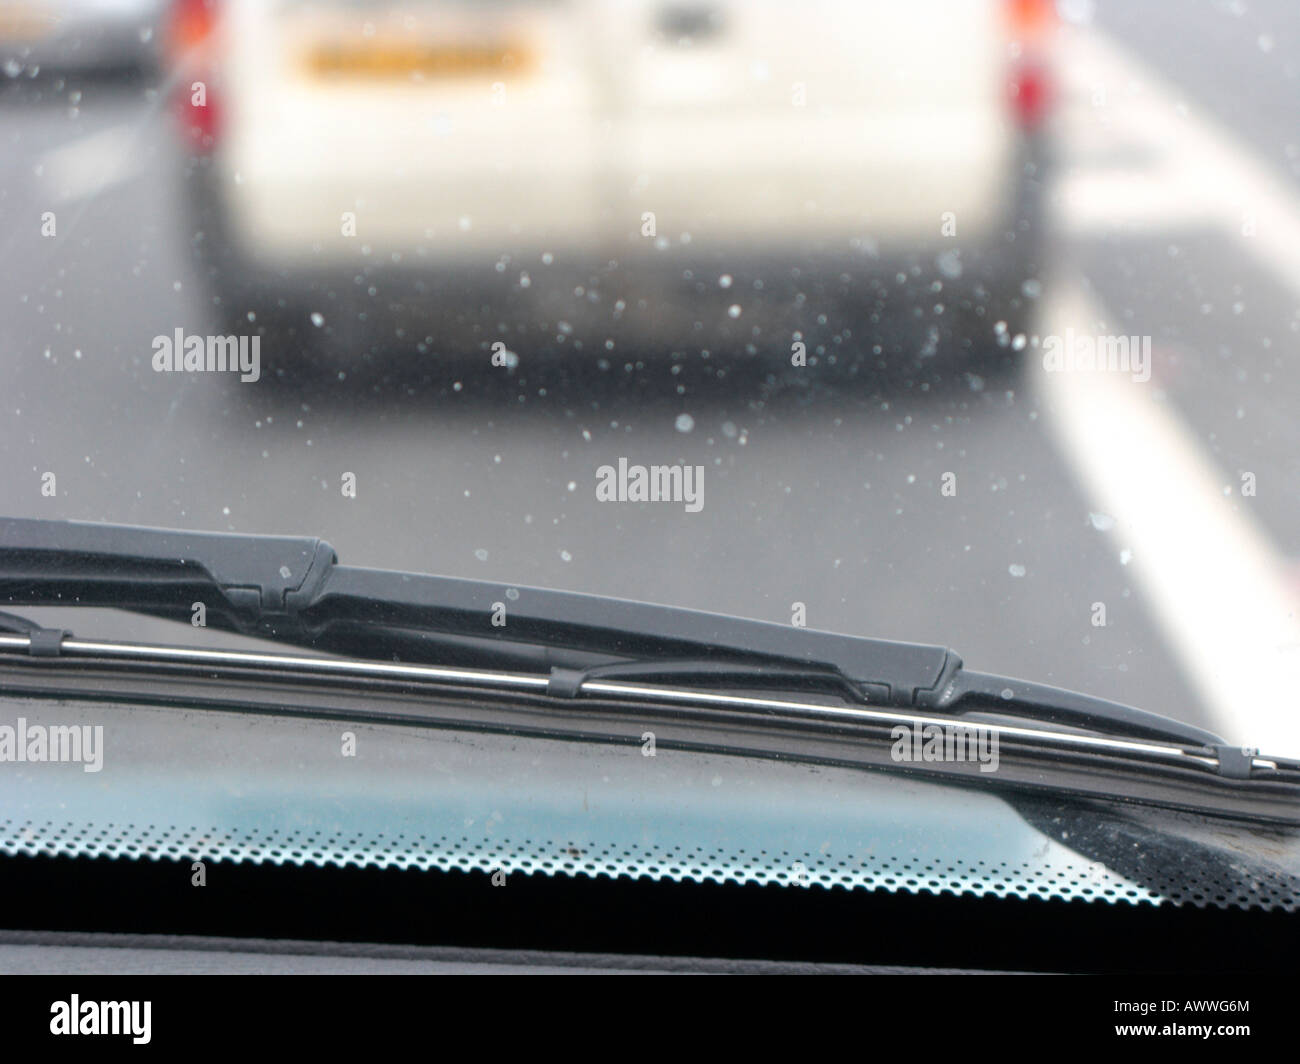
0,517,955,701
0,517,1237,759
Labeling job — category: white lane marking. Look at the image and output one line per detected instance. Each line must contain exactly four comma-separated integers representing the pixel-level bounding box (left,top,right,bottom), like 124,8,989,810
1055,26,1300,294
1046,25,1300,753
1033,282,1300,755
36,125,142,204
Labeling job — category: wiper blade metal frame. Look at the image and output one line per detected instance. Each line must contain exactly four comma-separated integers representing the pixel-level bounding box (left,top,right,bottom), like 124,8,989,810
0,517,1240,759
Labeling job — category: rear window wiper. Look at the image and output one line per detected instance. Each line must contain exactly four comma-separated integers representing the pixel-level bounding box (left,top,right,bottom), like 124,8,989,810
0,516,1249,767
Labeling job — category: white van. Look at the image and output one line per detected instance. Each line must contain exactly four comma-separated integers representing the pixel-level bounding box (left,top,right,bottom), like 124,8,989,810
170,0,1055,377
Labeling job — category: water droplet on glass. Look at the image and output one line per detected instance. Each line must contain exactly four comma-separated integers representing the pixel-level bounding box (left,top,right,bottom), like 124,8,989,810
936,249,963,279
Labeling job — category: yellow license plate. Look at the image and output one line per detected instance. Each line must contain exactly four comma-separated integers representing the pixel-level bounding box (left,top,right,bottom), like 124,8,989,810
304,41,533,80
0,5,55,42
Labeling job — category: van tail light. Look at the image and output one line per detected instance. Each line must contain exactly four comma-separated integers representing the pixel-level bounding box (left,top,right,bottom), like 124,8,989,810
1005,0,1056,131
1006,0,1055,41
167,0,221,152
1009,62,1051,128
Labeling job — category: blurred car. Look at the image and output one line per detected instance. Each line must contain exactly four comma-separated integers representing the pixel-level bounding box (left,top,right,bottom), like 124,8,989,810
173,0,1054,379
0,0,164,77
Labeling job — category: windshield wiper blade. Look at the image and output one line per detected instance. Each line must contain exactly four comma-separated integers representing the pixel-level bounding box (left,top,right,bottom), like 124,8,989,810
0,516,1239,758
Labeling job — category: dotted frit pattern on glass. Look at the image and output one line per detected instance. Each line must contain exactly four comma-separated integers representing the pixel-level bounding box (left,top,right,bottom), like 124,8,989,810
9,815,1294,910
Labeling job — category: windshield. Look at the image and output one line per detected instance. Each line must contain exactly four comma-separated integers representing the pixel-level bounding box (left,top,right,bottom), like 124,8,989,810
1,0,1297,762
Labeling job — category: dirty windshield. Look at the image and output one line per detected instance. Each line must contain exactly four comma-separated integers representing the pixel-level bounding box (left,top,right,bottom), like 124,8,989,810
2,0,1298,758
